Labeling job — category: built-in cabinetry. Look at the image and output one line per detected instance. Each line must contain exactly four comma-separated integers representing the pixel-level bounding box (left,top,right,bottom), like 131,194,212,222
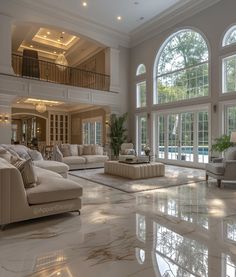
49,112,70,144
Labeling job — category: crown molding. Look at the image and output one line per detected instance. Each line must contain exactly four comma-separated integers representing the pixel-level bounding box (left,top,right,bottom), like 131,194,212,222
8,0,130,48
130,0,222,47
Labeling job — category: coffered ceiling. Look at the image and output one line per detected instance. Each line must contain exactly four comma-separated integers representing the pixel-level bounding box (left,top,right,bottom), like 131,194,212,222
12,24,104,66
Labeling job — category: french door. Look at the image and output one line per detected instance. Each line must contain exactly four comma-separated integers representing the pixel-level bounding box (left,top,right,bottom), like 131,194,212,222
155,108,209,167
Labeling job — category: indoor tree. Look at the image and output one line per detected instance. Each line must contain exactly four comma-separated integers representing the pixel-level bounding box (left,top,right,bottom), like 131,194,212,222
107,113,128,158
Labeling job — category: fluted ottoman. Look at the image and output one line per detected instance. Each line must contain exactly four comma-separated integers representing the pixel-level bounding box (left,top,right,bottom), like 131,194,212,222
104,161,165,179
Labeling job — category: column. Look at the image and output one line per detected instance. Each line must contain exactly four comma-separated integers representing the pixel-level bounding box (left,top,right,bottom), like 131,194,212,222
0,14,14,75
105,48,120,92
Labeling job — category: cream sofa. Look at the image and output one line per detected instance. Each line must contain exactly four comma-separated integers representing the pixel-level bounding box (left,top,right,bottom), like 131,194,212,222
1,144,69,178
53,144,109,170
0,157,82,230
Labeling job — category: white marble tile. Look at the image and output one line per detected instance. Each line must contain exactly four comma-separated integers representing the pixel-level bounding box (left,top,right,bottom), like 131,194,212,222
1,176,236,276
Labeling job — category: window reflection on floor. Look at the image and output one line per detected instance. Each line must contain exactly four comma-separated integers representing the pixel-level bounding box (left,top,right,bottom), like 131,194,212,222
224,254,236,277
136,213,146,242
154,224,208,277
135,248,145,265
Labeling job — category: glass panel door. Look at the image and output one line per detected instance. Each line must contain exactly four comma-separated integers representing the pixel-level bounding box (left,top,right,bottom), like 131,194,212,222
168,114,180,160
181,112,194,162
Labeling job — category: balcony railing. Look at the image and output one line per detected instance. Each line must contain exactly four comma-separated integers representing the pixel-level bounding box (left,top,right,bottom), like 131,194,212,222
12,54,110,91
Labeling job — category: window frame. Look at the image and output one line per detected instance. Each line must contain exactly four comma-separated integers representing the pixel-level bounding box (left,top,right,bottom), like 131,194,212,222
153,28,210,106
222,25,236,48
136,64,147,110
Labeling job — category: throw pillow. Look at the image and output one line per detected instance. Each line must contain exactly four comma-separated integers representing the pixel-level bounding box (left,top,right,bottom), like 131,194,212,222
78,145,84,156
8,145,31,160
95,145,104,155
60,144,71,157
70,144,78,156
11,158,37,188
83,144,93,155
0,147,12,163
28,150,44,161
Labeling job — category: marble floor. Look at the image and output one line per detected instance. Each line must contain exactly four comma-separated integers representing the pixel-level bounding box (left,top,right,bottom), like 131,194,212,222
1,176,236,277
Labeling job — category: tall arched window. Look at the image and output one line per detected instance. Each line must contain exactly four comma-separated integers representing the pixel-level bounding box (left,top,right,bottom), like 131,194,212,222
222,25,236,94
136,64,147,108
154,29,209,104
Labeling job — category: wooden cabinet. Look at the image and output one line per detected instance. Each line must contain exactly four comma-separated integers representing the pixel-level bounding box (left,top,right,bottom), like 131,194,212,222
49,112,70,144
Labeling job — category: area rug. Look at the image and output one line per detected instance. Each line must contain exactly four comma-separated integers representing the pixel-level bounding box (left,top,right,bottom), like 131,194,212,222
69,165,206,193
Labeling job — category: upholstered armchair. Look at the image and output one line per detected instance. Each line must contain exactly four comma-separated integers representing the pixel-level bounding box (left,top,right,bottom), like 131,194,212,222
206,147,236,187
118,143,137,162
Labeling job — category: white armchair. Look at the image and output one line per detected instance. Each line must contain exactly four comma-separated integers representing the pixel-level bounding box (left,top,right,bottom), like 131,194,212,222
118,143,136,162
206,147,236,187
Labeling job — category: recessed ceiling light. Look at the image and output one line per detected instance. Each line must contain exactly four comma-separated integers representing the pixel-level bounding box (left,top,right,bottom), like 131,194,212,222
30,45,33,48
57,39,61,42
82,2,87,7
46,31,51,35
53,51,57,54
62,31,65,34
44,35,47,38
117,16,122,21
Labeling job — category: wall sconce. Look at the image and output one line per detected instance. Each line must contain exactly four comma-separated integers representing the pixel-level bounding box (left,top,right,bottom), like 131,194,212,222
0,113,10,124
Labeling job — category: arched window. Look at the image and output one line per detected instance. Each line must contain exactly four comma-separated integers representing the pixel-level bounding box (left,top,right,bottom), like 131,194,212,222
136,64,147,108
223,25,236,47
222,26,236,94
136,64,146,76
154,29,209,104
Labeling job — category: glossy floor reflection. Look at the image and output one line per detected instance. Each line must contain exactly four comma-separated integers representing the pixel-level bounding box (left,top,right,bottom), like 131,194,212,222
1,176,236,276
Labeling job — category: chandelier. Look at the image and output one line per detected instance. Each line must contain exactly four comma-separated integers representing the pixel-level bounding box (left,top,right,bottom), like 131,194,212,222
55,33,68,71
35,102,47,113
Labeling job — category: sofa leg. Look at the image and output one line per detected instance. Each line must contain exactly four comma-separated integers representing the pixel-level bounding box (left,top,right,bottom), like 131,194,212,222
72,210,81,215
217,179,221,188
206,174,209,181
0,224,6,231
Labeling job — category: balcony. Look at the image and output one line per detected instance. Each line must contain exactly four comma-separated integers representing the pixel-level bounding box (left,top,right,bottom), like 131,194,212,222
11,54,110,92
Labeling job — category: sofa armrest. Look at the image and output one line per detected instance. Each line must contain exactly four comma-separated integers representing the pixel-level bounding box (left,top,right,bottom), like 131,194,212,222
53,145,63,162
212,158,224,163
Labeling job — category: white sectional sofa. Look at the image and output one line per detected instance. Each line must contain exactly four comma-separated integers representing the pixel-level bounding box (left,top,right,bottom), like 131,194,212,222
0,156,82,230
53,144,109,170
1,144,69,178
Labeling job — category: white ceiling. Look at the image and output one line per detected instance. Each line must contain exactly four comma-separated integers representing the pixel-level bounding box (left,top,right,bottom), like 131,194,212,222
29,0,192,34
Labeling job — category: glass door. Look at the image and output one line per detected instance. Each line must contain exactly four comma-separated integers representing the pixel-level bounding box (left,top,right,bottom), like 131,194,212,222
168,114,180,160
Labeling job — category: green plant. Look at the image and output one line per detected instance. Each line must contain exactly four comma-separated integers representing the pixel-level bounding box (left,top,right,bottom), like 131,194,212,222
211,134,233,153
107,113,128,158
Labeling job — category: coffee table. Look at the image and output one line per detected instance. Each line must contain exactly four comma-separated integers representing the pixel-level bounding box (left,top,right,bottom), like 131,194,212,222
104,161,165,180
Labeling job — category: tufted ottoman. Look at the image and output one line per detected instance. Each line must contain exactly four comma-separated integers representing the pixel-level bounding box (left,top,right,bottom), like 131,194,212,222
104,161,165,179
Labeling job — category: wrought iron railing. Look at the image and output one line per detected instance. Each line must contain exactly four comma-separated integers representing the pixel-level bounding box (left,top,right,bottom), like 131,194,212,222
12,54,110,91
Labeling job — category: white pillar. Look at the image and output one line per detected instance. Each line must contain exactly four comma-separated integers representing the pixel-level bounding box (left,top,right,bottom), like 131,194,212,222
105,48,120,92
0,14,14,75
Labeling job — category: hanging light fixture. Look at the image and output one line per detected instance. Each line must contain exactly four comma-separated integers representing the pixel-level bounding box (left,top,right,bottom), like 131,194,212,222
35,102,47,113
55,33,68,71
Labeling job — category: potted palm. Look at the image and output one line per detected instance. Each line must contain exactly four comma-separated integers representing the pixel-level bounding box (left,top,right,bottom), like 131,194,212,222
211,134,233,157
107,113,128,159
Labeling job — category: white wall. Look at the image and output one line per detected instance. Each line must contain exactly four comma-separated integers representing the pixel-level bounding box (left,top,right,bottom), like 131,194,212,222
129,0,236,145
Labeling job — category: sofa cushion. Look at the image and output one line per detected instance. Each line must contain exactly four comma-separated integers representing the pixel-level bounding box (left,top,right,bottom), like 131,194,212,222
60,144,71,157
12,158,37,188
0,147,12,163
83,144,94,155
28,149,43,161
33,160,69,174
62,156,86,165
26,178,82,205
206,163,225,175
70,144,78,156
83,155,108,164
